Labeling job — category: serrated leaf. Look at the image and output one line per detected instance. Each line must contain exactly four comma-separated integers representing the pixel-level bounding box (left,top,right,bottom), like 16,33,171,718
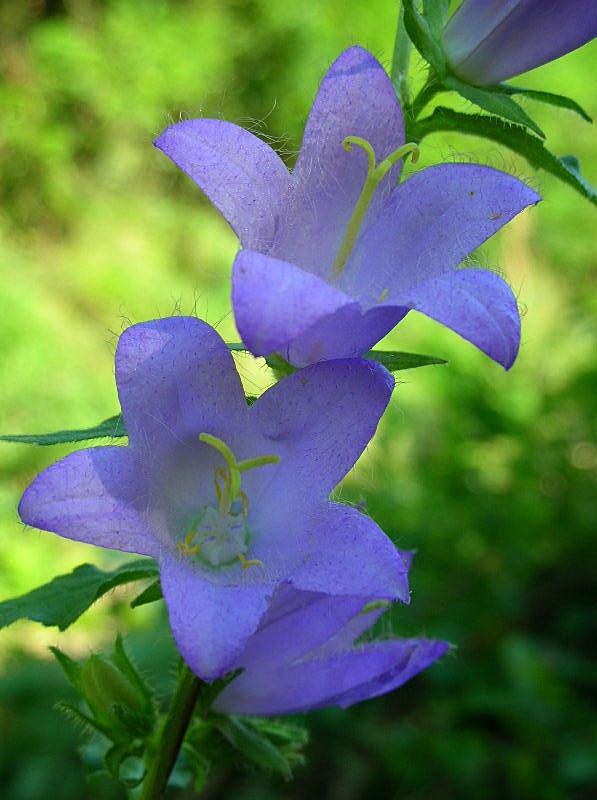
0,559,159,631
366,349,447,371
444,76,545,137
498,84,592,123
403,0,446,74
130,580,163,608
412,107,597,206
0,414,126,446
214,716,292,779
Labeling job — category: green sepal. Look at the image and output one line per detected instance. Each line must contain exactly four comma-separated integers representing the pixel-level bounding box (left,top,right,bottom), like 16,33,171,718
366,349,447,371
112,634,155,707
51,646,84,691
265,353,296,377
444,76,545,137
422,0,450,38
130,579,163,608
0,559,159,631
411,107,597,206
497,84,592,123
402,0,446,75
55,700,114,740
197,668,243,718
0,414,126,446
213,716,293,780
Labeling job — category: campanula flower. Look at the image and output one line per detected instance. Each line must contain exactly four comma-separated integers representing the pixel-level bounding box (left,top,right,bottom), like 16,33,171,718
215,579,448,716
18,317,409,679
155,46,540,370
443,0,597,85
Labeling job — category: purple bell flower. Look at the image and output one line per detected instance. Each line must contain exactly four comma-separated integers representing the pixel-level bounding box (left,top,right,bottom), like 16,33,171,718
155,46,540,370
18,317,410,680
443,0,597,85
215,578,448,716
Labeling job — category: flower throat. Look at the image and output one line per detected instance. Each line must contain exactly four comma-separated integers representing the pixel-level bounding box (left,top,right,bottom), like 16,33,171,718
177,433,280,570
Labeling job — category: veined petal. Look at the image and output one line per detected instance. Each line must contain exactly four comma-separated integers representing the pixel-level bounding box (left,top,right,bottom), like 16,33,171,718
215,638,448,715
160,552,274,680
115,317,247,457
18,446,157,556
154,119,290,250
232,585,366,670
232,249,357,359
270,46,405,278
391,268,521,370
272,503,410,603
249,358,394,504
233,250,405,365
443,0,597,85
344,163,539,307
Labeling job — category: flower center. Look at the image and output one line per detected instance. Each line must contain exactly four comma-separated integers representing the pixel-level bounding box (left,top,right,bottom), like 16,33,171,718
331,137,420,277
176,433,280,570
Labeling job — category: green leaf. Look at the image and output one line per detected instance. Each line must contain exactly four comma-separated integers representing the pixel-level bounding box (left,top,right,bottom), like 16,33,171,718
497,84,592,123
214,716,292,779
403,0,446,74
130,579,163,608
444,76,545,137
0,414,126,446
366,349,447,371
412,107,597,206
0,559,159,631
422,0,450,38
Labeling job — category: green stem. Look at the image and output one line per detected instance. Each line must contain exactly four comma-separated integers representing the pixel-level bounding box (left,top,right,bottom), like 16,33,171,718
391,3,411,106
140,663,202,800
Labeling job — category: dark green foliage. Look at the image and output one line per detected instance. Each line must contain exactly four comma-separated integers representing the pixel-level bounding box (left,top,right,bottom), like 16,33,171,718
366,349,447,371
0,415,126,445
412,107,597,205
444,76,545,137
497,85,592,123
0,560,158,630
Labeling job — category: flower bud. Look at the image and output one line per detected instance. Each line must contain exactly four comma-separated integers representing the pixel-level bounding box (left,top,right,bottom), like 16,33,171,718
442,0,597,85
80,654,148,732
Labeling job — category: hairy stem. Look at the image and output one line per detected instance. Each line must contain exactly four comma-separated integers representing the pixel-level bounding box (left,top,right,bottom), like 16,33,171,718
140,663,202,800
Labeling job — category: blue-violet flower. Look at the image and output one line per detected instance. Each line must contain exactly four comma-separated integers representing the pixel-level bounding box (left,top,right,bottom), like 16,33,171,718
215,573,448,716
19,317,409,679
155,46,540,370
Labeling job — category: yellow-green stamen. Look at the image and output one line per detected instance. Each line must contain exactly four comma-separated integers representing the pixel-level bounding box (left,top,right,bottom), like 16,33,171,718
331,137,420,277
199,433,280,514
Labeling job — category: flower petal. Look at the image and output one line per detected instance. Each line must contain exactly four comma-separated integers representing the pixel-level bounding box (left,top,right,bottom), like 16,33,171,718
249,359,394,503
18,446,157,556
232,249,357,359
233,250,406,364
392,268,521,369
154,119,290,250
115,317,247,456
278,503,410,603
233,585,366,670
159,552,274,680
344,163,539,307
215,638,448,715
270,46,405,278
443,0,597,85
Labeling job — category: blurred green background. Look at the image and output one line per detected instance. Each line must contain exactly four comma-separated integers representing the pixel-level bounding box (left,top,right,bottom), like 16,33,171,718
1,1,596,798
